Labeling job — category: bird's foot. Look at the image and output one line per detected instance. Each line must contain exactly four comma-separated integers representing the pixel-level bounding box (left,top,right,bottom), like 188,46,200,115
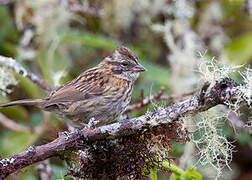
87,117,99,129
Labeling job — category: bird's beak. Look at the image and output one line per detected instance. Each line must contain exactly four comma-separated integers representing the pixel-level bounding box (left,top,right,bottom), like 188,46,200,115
134,64,147,72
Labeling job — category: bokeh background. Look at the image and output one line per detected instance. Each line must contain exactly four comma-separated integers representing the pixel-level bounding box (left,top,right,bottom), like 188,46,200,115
0,0,252,179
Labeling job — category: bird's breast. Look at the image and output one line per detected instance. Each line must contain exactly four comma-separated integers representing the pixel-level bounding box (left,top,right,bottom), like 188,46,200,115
112,80,133,112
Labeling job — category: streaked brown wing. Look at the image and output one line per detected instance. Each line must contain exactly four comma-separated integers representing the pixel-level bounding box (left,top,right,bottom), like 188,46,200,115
43,67,107,107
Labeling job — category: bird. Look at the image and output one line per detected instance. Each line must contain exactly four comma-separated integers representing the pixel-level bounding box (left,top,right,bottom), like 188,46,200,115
0,46,146,128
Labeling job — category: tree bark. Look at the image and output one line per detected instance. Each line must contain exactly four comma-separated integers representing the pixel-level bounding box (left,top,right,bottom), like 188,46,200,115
0,78,240,179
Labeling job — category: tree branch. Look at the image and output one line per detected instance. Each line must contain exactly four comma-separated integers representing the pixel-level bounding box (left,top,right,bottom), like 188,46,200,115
125,87,196,112
0,78,240,179
0,0,13,5
0,113,31,133
0,56,53,91
61,0,103,17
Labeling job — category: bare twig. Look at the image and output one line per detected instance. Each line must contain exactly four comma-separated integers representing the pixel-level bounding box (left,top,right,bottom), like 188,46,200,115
0,111,52,135
0,113,31,133
0,56,53,91
159,90,197,100
125,87,196,112
0,0,13,5
0,78,240,179
61,0,103,17
242,0,252,15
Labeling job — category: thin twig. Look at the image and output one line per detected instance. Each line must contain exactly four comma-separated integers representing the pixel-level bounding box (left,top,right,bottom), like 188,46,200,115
242,0,252,15
61,0,103,17
125,87,196,112
0,78,240,178
0,111,52,135
0,113,31,133
0,56,53,91
0,0,13,5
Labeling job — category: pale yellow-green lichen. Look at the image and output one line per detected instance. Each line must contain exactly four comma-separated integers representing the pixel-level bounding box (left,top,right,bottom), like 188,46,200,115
0,67,17,96
192,108,234,179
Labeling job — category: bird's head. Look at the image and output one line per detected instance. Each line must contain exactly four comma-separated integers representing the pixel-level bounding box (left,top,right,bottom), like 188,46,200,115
103,46,147,82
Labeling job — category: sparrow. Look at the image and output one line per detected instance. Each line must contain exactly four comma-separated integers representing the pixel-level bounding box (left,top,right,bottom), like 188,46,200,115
0,46,146,128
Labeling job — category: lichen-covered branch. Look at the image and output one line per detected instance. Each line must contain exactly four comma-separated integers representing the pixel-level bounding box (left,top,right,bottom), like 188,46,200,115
0,78,240,179
0,56,53,91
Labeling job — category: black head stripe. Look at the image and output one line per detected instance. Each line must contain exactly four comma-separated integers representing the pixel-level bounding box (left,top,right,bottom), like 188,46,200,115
116,46,138,64
107,61,121,66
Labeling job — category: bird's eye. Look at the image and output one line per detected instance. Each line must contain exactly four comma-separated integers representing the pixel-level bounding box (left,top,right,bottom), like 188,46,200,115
121,61,129,66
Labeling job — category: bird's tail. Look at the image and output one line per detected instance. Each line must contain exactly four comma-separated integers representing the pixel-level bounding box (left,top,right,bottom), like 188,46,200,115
0,99,44,108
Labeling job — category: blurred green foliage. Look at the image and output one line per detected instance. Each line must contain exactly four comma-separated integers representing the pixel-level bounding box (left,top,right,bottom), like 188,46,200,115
162,162,202,180
225,32,252,64
0,6,19,56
